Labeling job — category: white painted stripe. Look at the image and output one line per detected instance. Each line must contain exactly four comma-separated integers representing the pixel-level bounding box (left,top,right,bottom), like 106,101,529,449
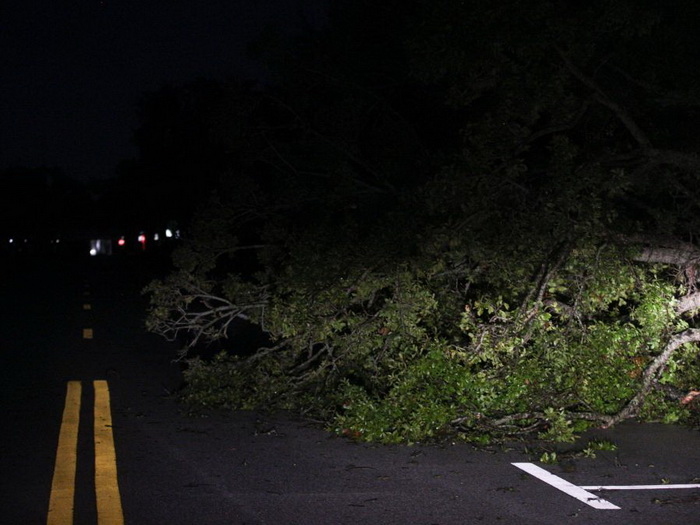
581,484,700,491
513,462,620,510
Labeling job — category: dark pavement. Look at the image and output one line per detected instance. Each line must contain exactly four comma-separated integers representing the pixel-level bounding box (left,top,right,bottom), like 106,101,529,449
1,253,700,524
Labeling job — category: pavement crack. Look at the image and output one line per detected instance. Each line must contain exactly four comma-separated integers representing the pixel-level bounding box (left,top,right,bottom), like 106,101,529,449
345,464,376,471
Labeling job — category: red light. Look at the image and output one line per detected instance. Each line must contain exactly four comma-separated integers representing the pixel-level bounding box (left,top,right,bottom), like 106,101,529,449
118,238,125,246
138,234,146,243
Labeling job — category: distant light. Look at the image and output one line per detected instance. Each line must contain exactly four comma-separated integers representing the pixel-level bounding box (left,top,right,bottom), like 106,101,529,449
153,233,160,241
165,228,173,238
55,238,60,244
118,237,126,247
138,234,146,243
175,229,181,239
8,238,13,244
90,239,112,256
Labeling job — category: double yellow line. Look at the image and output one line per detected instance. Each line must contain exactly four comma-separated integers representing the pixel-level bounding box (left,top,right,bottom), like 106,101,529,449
47,380,124,524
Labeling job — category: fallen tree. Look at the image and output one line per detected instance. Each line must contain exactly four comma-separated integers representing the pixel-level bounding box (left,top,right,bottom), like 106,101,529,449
146,220,700,442
144,1,700,443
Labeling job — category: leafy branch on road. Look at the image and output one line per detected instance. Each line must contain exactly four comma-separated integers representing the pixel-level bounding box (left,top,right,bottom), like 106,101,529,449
144,271,269,359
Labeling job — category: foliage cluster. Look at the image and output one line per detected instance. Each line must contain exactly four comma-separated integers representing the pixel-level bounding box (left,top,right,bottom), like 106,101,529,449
145,0,700,443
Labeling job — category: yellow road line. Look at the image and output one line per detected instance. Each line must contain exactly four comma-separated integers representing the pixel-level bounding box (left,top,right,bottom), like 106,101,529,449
94,380,124,525
47,381,81,525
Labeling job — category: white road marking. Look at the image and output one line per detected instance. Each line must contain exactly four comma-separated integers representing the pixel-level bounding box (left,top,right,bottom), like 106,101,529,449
513,462,621,510
581,484,700,491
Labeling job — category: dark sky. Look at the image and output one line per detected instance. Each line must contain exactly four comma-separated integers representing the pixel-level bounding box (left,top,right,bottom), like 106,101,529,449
1,0,327,181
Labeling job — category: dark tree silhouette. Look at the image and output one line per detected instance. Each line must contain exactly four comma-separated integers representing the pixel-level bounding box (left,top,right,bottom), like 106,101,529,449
145,0,700,443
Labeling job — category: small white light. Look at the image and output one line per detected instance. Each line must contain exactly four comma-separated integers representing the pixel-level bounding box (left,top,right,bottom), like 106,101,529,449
165,228,173,238
90,248,97,256
153,233,160,241
9,238,13,244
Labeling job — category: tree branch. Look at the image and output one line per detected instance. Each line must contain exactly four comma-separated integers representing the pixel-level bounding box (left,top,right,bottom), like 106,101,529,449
676,292,700,315
146,275,270,360
556,48,652,149
634,246,700,266
605,328,700,426
619,235,700,266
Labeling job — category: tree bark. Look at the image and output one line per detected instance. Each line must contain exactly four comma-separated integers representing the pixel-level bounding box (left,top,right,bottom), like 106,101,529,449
676,292,700,315
634,246,700,266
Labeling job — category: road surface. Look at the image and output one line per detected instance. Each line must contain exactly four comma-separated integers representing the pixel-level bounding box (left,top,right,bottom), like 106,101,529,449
1,253,699,524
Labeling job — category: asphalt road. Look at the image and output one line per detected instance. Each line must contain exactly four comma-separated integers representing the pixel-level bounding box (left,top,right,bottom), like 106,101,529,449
1,253,700,524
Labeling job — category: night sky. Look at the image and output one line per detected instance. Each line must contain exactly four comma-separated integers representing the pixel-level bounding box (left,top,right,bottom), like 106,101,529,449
1,0,327,182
